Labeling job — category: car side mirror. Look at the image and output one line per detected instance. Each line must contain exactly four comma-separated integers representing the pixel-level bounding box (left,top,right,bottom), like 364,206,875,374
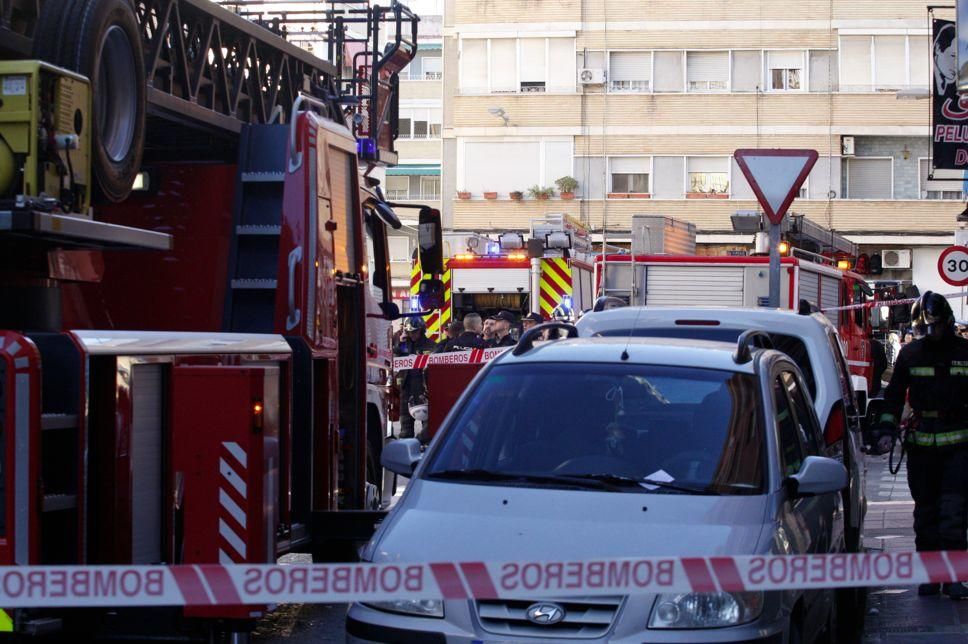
379,301,401,321
418,207,444,275
785,456,848,498
382,438,422,476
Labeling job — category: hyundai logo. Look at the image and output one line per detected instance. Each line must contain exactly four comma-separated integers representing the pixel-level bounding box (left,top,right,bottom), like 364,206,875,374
525,602,566,625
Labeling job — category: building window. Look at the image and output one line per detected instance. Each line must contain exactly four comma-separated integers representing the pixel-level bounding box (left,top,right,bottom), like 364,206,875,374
609,157,650,196
767,51,804,91
420,176,441,199
732,51,762,92
386,175,410,200
687,157,730,195
846,158,893,199
398,107,442,139
422,56,442,80
839,35,930,92
460,37,576,94
388,236,411,263
686,51,728,91
609,51,651,92
653,51,685,92
808,51,838,92
462,139,572,196
920,159,965,200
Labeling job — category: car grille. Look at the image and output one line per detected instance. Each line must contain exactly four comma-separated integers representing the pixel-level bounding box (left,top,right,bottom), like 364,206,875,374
476,596,623,639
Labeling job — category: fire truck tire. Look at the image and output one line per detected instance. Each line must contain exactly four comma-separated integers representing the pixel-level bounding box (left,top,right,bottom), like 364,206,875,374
33,0,146,203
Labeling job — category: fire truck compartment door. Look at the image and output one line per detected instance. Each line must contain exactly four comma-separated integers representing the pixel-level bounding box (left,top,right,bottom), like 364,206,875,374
452,268,530,293
645,266,745,307
170,366,280,566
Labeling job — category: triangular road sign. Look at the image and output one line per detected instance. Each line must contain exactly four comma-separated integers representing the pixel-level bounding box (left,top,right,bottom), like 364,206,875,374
734,149,819,225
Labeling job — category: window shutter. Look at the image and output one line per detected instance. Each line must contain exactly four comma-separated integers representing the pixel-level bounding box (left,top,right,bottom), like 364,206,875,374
490,39,517,91
610,51,651,81
464,141,540,193
847,158,892,199
731,158,755,199
687,157,728,173
732,51,761,92
909,36,929,86
548,39,576,91
461,39,487,91
840,36,872,91
422,56,442,77
388,236,410,262
767,51,803,70
653,51,684,91
609,157,649,174
809,51,838,92
652,156,685,198
543,141,572,186
574,157,606,199
687,51,728,82
921,159,965,193
519,39,546,83
873,36,906,87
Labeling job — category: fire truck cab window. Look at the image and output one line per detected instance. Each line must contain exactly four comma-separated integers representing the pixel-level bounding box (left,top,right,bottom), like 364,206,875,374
425,363,765,495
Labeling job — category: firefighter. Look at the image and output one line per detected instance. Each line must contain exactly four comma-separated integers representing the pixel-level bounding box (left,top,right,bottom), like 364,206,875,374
551,301,574,323
394,316,436,439
871,292,968,598
441,312,486,352
521,312,544,332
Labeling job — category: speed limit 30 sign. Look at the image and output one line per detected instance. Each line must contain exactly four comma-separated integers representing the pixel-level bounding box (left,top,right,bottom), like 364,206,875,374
939,245,968,287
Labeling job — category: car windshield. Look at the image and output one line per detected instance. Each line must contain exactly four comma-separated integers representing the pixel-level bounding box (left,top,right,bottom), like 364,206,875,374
593,327,816,398
423,363,765,495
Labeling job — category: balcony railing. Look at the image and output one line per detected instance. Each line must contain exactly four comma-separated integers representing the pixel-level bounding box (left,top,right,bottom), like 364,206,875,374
387,191,441,200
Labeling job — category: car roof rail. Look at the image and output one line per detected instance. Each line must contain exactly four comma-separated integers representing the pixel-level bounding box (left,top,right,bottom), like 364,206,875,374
512,322,579,356
734,329,775,364
593,296,628,312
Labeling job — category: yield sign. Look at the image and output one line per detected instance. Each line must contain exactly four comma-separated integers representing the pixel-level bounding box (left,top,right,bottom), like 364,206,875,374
734,149,819,225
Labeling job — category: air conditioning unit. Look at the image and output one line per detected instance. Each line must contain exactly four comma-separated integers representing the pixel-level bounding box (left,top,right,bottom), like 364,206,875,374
881,249,911,269
579,68,605,85
841,136,855,157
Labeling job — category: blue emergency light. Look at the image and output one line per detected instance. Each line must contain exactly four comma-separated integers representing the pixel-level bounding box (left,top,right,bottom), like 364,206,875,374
486,241,501,255
410,297,420,311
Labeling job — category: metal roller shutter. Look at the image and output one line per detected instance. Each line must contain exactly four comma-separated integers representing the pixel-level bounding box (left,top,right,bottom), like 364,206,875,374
610,51,651,82
820,275,841,327
452,268,530,293
799,270,819,308
645,266,745,306
131,364,163,565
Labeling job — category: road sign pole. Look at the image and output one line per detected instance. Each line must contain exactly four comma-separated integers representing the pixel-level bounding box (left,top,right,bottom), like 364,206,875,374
769,222,781,308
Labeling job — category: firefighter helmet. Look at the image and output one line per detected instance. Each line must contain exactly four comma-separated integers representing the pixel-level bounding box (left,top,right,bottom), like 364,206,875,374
912,291,954,338
408,394,429,422
402,316,426,333
551,302,574,322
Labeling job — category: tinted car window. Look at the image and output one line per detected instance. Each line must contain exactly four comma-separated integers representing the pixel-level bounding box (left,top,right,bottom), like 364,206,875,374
594,327,816,398
425,363,765,494
774,376,805,476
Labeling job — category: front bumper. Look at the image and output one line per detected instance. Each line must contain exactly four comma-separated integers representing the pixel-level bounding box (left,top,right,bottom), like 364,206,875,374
345,596,788,643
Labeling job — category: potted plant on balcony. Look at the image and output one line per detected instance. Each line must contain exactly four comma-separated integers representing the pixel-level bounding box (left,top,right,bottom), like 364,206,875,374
528,186,554,201
555,176,578,200
457,189,472,200
483,190,498,200
510,190,524,202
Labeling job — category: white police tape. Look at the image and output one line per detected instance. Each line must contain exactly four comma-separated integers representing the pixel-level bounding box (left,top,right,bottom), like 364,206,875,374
392,347,510,371
821,290,968,313
0,551,963,608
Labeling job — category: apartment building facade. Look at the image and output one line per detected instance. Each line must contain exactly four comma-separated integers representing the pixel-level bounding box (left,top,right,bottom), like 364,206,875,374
440,0,965,308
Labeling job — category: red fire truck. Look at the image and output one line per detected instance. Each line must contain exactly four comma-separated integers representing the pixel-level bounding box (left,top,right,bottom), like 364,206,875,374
0,0,439,638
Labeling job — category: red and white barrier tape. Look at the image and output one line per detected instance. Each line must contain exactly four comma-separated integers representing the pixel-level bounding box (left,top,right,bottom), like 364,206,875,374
821,290,968,313
0,551,963,608
392,347,510,371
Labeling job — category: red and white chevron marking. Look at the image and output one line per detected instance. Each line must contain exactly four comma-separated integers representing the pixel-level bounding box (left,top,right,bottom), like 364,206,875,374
392,347,510,371
218,442,248,564
0,551,960,608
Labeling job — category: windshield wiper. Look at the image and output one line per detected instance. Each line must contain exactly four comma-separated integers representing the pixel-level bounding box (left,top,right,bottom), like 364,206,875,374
426,469,622,491
566,473,720,495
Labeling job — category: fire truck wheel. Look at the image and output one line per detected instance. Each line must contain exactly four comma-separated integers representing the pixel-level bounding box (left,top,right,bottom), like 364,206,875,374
34,0,146,203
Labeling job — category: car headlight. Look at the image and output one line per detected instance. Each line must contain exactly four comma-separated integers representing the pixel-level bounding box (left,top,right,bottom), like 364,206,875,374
362,599,444,618
649,591,763,629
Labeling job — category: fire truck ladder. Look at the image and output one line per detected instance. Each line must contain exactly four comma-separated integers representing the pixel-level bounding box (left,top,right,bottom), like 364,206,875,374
223,124,288,332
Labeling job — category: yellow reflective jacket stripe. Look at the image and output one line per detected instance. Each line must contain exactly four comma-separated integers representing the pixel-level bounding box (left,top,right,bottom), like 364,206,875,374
909,367,936,376
906,429,968,447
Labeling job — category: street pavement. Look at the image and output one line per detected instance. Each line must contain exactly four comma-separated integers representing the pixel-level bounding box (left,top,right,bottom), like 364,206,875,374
256,455,964,643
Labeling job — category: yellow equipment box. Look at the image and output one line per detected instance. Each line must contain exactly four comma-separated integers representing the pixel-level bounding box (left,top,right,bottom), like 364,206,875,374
0,60,92,215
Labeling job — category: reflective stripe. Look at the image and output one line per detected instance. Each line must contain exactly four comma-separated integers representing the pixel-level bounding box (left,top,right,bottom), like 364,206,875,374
951,367,968,376
910,367,936,376
0,609,12,632
879,413,897,424
921,411,940,418
907,429,968,447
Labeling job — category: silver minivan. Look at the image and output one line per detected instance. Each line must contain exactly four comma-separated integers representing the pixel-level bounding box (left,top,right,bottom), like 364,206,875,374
348,334,848,643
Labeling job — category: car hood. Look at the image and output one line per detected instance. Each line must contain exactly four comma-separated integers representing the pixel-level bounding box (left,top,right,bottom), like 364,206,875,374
367,480,769,563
